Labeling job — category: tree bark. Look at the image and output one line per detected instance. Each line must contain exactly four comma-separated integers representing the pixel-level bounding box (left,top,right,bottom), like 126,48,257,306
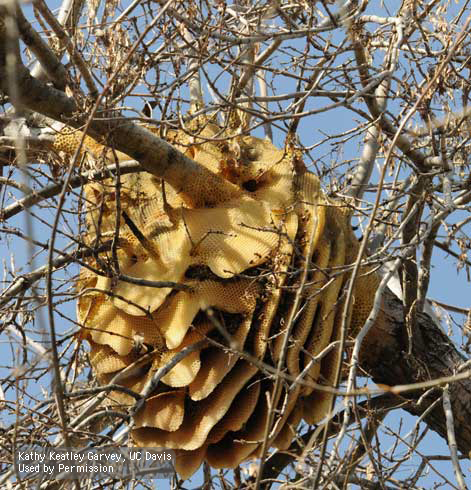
361,287,471,456
260,289,471,487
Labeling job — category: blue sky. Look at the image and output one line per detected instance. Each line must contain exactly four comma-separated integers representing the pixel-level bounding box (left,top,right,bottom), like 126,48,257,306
1,0,470,488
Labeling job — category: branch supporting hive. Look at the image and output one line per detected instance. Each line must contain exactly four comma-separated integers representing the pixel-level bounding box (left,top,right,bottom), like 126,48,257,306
60,123,379,478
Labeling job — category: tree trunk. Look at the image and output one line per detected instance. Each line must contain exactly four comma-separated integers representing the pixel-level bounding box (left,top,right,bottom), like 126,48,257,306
361,288,471,456
261,289,471,486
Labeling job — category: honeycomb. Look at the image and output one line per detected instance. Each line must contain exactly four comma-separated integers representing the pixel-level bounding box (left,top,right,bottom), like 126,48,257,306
64,122,380,478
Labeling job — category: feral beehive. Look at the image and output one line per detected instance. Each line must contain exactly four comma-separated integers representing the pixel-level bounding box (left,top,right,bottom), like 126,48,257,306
55,123,379,478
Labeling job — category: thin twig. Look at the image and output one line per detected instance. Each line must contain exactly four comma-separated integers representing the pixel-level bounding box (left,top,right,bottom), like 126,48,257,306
442,385,467,490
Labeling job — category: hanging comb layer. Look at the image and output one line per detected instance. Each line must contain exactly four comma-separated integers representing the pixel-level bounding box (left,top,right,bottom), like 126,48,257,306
70,124,379,478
